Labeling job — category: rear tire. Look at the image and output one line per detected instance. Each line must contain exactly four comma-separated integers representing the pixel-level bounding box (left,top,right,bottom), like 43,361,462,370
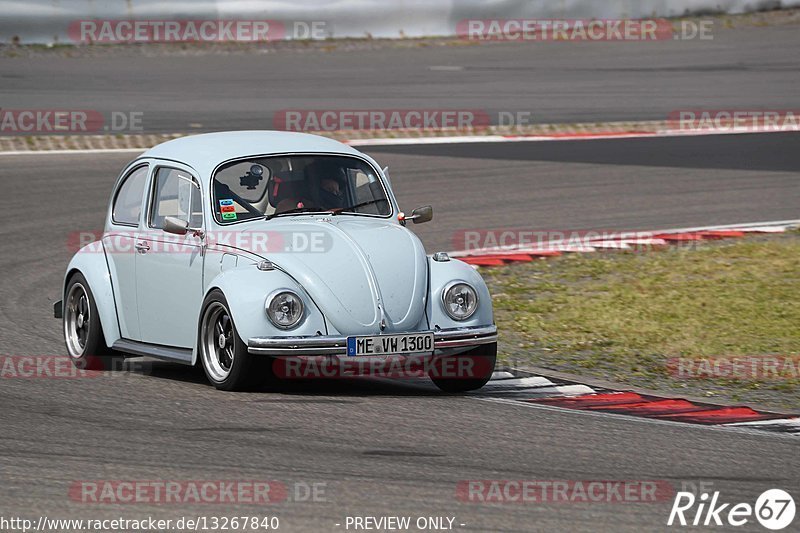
429,342,497,393
63,273,117,371
198,290,275,391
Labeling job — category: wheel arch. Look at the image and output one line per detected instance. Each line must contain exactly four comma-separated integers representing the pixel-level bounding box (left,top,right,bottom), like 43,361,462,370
63,245,122,350
196,265,328,365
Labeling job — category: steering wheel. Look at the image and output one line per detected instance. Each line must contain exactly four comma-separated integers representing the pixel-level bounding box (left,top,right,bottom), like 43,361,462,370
215,183,263,218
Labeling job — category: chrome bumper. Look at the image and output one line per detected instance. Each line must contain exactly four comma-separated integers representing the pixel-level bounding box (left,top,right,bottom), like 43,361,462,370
247,325,497,356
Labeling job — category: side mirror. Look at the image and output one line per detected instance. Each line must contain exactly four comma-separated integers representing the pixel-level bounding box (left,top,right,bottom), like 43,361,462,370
408,205,433,225
163,216,189,236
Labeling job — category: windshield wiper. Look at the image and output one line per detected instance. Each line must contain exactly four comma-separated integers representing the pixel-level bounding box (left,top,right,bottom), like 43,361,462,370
331,199,384,215
265,206,331,220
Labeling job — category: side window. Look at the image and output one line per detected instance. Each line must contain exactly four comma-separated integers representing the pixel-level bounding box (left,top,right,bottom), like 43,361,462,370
149,167,202,229
112,165,148,226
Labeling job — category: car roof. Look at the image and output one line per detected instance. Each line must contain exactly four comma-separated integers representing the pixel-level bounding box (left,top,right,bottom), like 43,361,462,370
141,131,363,178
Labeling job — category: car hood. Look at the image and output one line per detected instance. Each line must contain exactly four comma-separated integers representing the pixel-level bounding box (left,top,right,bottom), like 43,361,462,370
239,217,428,335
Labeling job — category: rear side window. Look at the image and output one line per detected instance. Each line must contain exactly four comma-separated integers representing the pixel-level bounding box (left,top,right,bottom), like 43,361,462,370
112,165,148,226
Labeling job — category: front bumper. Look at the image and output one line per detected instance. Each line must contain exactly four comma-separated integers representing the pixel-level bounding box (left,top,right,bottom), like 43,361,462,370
247,325,497,356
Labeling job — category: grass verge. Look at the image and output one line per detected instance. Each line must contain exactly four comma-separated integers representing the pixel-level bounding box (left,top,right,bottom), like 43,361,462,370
484,231,800,410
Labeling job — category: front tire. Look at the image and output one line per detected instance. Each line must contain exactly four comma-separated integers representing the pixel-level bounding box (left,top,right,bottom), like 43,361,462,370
198,290,274,391
63,273,115,370
429,342,497,393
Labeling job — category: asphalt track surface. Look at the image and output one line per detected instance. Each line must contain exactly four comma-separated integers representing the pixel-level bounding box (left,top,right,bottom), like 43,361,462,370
0,133,798,532
1,24,799,131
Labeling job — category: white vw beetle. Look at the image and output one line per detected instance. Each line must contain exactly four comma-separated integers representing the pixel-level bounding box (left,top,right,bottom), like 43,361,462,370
57,131,497,391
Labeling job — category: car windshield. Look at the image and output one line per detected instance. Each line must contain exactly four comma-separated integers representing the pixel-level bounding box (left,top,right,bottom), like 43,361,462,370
212,155,391,223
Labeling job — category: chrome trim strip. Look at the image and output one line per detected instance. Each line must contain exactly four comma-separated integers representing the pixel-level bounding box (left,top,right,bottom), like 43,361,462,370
433,325,497,348
248,336,348,356
247,325,497,355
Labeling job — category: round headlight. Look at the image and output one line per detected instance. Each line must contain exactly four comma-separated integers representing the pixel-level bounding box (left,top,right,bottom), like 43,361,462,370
266,290,304,329
442,282,478,320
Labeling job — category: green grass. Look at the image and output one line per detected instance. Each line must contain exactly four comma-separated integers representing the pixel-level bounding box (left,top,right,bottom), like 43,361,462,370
483,233,800,409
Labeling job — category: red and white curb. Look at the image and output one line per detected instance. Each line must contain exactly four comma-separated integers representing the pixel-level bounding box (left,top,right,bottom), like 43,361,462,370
481,372,595,398
449,219,800,267
481,372,800,436
726,417,800,434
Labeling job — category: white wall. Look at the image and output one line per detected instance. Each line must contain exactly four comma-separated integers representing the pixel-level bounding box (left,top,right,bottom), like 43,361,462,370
0,0,797,44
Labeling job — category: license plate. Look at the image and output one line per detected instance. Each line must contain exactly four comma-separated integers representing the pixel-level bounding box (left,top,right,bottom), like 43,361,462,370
346,332,434,357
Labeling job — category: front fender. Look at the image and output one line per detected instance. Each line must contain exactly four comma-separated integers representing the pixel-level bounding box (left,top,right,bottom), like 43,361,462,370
204,264,328,362
427,257,494,331
64,242,121,349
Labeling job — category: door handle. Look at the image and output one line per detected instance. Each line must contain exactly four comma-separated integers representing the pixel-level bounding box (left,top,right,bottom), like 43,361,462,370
135,241,150,253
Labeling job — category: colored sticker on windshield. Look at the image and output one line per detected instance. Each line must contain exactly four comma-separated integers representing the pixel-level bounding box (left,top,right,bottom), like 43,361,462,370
220,199,237,220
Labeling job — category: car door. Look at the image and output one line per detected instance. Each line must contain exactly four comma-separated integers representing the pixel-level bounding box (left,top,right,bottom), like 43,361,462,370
135,164,205,348
104,163,150,341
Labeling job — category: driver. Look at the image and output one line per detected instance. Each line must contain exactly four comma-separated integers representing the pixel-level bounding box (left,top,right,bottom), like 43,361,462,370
274,160,345,213
308,159,346,209
318,177,344,209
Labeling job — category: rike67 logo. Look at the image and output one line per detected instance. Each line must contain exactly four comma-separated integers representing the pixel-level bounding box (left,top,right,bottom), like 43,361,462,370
668,489,795,530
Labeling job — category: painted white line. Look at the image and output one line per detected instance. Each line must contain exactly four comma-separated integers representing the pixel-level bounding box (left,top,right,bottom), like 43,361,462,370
723,226,791,233
615,238,669,247
478,383,595,398
540,384,595,397
642,220,800,235
346,133,660,146
490,371,517,380
481,376,556,389
586,241,633,250
346,126,798,147
552,245,597,253
0,148,146,156
2,124,796,154
455,245,597,258
724,417,800,433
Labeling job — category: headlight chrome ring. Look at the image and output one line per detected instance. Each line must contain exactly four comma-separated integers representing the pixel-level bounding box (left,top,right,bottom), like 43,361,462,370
265,289,304,329
441,281,478,321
